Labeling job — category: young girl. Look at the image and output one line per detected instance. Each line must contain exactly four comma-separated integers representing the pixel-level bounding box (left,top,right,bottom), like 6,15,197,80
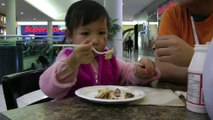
39,0,160,99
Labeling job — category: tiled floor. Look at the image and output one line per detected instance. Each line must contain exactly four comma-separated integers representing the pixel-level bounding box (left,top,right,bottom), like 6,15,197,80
0,49,154,112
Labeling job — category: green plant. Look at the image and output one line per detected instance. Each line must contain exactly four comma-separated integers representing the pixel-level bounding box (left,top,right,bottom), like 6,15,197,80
108,18,121,41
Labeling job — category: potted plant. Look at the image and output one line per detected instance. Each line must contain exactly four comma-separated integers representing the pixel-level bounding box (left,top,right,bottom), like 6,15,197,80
108,18,121,41
107,18,121,48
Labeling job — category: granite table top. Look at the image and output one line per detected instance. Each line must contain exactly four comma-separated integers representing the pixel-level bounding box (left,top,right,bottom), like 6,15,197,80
0,96,210,120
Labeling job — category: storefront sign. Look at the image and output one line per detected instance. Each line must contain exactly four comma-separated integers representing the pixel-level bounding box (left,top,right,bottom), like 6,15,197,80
21,25,65,35
0,15,6,24
138,23,147,34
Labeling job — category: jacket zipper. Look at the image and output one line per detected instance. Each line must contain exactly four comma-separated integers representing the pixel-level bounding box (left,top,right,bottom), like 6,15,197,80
95,74,98,84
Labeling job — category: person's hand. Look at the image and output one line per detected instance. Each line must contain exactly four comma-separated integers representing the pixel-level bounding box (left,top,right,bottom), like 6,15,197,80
155,35,194,67
68,42,95,68
135,58,156,79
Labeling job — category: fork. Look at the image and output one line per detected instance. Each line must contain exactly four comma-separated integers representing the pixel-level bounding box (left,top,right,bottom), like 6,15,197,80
122,57,147,74
122,57,146,68
52,44,113,55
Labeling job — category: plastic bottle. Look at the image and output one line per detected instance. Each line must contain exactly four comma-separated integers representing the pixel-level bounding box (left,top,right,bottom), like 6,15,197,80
203,41,213,119
187,44,209,113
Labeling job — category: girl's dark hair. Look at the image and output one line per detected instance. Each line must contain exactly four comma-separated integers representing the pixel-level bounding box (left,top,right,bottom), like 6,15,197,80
65,0,110,34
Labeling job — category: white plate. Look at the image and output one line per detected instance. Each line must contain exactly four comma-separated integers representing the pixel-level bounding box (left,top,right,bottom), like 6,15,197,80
75,85,145,104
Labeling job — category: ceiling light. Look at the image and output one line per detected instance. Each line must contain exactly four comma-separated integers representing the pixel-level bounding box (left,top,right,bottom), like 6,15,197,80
122,21,137,25
21,12,24,15
25,0,80,20
33,18,36,21
17,21,48,25
52,21,65,25
149,22,158,25
17,21,65,25
1,3,5,6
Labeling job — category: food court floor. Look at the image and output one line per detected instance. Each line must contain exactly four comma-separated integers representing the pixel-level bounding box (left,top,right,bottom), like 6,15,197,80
0,49,154,112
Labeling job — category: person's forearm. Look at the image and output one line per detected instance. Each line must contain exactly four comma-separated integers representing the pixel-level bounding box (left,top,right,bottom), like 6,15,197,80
157,61,188,85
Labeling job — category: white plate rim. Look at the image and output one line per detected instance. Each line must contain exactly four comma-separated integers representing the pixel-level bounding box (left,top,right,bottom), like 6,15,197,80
75,85,145,103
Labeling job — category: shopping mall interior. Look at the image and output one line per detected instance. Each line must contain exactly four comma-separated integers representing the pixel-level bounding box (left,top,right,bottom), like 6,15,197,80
0,0,176,113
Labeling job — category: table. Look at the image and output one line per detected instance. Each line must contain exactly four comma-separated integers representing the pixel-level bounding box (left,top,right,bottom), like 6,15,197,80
0,96,210,120
0,82,210,120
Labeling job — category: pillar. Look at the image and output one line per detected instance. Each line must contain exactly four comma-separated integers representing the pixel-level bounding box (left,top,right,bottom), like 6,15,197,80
104,0,123,58
6,0,16,35
48,20,53,45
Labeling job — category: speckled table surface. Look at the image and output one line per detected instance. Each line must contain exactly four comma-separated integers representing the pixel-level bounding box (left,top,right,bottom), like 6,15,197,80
0,82,210,120
0,96,210,120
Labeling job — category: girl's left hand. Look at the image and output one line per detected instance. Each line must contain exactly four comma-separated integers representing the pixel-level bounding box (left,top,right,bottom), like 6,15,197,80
135,58,156,79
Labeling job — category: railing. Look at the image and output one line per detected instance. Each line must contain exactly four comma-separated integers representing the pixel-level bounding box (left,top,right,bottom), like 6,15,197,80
0,35,64,56
0,35,65,72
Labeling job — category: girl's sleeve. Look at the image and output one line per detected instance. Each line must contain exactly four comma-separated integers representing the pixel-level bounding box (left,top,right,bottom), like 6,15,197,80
39,48,78,99
118,59,160,85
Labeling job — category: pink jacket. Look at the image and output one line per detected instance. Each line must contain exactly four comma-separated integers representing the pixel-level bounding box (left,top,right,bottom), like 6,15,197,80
39,48,160,99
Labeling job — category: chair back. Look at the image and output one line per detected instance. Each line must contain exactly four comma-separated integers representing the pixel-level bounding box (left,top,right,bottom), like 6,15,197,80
2,68,51,110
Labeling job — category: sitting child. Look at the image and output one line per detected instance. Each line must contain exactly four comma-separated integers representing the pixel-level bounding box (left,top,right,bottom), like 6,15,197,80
39,0,160,99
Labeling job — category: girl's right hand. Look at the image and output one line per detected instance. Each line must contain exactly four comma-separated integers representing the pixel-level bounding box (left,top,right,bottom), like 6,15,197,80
67,42,95,68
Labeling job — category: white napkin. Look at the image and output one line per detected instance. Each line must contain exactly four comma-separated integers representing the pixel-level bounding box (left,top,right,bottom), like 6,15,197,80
129,86,185,106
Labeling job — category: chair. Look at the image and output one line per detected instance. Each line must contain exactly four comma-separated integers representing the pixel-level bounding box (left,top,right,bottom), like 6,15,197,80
2,68,52,110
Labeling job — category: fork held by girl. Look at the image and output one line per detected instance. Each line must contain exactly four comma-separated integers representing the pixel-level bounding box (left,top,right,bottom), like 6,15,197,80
39,0,160,99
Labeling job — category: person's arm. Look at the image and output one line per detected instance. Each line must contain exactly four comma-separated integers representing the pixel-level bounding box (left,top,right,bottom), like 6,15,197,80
155,6,191,84
39,48,78,99
156,60,188,85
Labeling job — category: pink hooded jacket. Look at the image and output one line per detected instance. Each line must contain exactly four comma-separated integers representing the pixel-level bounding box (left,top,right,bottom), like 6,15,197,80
39,48,160,99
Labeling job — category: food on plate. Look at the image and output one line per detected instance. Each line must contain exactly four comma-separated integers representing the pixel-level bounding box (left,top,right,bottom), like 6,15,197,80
125,92,134,99
95,88,134,100
113,88,121,97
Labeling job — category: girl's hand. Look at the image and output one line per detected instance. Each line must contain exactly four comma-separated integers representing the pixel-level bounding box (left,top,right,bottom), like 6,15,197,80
68,42,95,68
135,58,156,79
